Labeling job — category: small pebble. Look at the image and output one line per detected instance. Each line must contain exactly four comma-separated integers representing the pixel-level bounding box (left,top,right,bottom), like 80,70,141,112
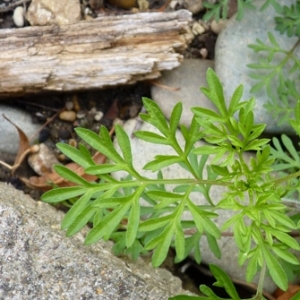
38,128,51,143
138,0,149,11
35,112,47,121
76,111,86,119
183,0,203,14
94,111,104,121
65,101,74,111
28,143,60,175
192,22,205,35
90,107,97,114
84,7,91,16
169,0,181,10
59,110,77,122
198,20,210,31
57,153,68,162
211,19,228,34
128,103,141,118
113,118,124,127
13,6,25,27
199,48,208,59
68,138,77,148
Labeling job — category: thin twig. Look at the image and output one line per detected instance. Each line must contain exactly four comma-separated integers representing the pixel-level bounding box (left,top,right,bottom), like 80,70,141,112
16,100,60,112
148,80,181,91
29,107,65,142
183,228,300,238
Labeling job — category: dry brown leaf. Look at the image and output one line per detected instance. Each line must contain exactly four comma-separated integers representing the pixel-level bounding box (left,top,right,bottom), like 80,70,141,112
1,113,114,191
274,284,300,300
20,151,107,190
148,79,180,91
20,128,114,191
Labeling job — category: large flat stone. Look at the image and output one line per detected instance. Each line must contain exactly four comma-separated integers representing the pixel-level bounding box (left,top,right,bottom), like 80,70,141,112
0,183,192,299
151,59,215,128
215,0,298,134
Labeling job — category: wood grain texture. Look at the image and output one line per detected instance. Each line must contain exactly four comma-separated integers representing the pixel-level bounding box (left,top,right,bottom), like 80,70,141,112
0,10,193,96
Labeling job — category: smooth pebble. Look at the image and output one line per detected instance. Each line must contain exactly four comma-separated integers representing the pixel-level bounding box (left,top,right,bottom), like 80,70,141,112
13,6,25,27
59,111,77,122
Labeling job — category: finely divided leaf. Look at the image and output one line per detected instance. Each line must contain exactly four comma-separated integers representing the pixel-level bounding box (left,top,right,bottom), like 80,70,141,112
56,143,94,168
169,102,183,136
192,107,224,122
143,155,183,172
147,191,183,209
85,202,131,244
209,264,240,300
54,165,94,186
228,84,243,116
201,68,227,116
115,125,132,164
66,205,97,236
206,233,221,259
264,249,288,290
134,131,169,145
146,223,175,267
41,186,87,203
62,189,95,229
139,215,172,232
272,246,299,265
281,134,300,163
140,98,169,136
126,198,141,247
76,126,123,164
174,221,185,261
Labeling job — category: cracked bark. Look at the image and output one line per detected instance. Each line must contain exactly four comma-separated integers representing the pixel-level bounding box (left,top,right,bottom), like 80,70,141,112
0,10,192,97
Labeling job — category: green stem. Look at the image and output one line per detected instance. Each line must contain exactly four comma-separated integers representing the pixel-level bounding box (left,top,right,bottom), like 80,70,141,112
101,177,232,189
255,261,267,299
272,169,300,185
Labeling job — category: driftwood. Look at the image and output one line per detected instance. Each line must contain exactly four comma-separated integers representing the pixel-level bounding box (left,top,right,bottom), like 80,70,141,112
0,10,192,96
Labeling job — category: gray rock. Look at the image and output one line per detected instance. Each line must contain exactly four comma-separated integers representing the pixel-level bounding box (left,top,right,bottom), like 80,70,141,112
183,0,203,15
0,182,192,299
26,0,81,26
210,19,228,34
0,105,40,155
151,59,215,128
215,0,298,134
112,119,277,293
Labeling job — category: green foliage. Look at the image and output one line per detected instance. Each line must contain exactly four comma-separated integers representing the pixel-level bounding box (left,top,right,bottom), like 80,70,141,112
169,264,251,300
203,0,300,126
42,69,300,299
247,2,300,125
203,0,255,22
247,32,300,125
275,1,300,37
202,0,281,21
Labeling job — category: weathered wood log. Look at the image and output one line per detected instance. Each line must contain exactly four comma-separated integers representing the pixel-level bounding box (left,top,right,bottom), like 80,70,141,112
0,10,192,96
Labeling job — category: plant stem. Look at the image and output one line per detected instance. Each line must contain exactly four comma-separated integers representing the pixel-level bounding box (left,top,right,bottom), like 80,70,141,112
256,261,267,299
272,169,300,185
